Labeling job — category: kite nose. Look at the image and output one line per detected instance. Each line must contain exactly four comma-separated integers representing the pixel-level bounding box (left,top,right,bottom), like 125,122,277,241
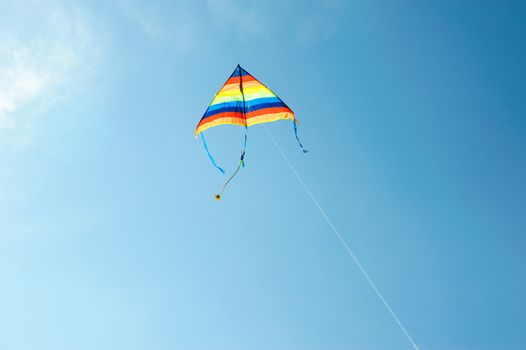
214,194,221,201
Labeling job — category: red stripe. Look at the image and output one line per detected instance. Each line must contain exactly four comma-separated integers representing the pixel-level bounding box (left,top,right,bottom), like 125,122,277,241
223,75,257,86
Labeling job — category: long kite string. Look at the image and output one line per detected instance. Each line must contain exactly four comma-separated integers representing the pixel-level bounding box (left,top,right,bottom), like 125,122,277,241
263,125,420,350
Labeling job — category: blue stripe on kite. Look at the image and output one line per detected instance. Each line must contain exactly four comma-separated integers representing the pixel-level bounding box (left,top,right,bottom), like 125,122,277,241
204,106,244,118
207,101,243,113
231,68,248,77
207,97,282,113
204,101,287,118
245,101,287,112
244,97,282,107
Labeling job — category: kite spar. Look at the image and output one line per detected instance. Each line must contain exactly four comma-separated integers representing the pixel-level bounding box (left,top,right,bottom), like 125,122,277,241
195,65,307,200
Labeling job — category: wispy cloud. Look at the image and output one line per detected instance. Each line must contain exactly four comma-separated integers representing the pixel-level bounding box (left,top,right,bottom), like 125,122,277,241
0,257,16,272
118,0,166,40
207,0,346,44
296,0,347,44
0,2,101,130
118,0,345,53
118,0,201,52
207,0,274,40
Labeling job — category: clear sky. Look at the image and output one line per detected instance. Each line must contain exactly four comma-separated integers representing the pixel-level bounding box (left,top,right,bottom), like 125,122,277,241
1,1,524,349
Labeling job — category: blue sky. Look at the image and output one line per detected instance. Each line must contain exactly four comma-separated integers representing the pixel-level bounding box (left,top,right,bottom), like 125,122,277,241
1,0,524,349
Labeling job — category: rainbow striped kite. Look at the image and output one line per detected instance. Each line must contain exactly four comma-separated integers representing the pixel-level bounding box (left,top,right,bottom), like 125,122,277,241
196,65,307,200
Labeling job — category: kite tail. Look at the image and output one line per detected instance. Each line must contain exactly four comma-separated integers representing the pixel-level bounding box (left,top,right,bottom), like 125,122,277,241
293,119,308,153
215,153,244,200
200,133,225,174
215,127,247,200
241,126,247,167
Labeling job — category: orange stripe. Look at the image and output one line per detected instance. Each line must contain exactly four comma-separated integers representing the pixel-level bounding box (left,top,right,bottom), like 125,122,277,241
196,117,245,135
198,107,293,128
223,75,257,86
219,83,241,93
220,76,261,92
197,111,244,127
246,106,292,119
247,112,295,127
196,111,296,135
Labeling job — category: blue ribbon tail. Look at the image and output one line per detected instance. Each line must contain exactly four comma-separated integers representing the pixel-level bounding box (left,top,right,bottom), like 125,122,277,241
293,120,308,153
200,133,225,174
241,126,247,167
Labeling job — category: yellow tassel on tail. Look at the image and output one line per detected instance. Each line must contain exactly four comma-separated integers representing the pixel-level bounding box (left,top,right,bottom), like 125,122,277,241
213,156,244,201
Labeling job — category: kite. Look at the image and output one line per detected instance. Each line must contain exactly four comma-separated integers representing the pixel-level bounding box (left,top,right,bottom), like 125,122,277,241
195,65,307,200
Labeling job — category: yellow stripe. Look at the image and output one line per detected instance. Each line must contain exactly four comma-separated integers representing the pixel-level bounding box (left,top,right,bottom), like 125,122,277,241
210,90,275,104
242,90,276,101
216,84,271,98
246,112,295,126
242,85,271,94
210,93,242,104
218,89,245,97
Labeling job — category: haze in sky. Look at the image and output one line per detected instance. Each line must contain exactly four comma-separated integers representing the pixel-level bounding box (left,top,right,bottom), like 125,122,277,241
1,1,524,349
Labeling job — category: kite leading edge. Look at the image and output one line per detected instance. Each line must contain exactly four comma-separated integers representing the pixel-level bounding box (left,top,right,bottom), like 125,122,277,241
195,65,307,200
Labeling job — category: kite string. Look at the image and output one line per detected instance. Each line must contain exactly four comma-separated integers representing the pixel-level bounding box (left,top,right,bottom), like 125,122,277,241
263,125,420,350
